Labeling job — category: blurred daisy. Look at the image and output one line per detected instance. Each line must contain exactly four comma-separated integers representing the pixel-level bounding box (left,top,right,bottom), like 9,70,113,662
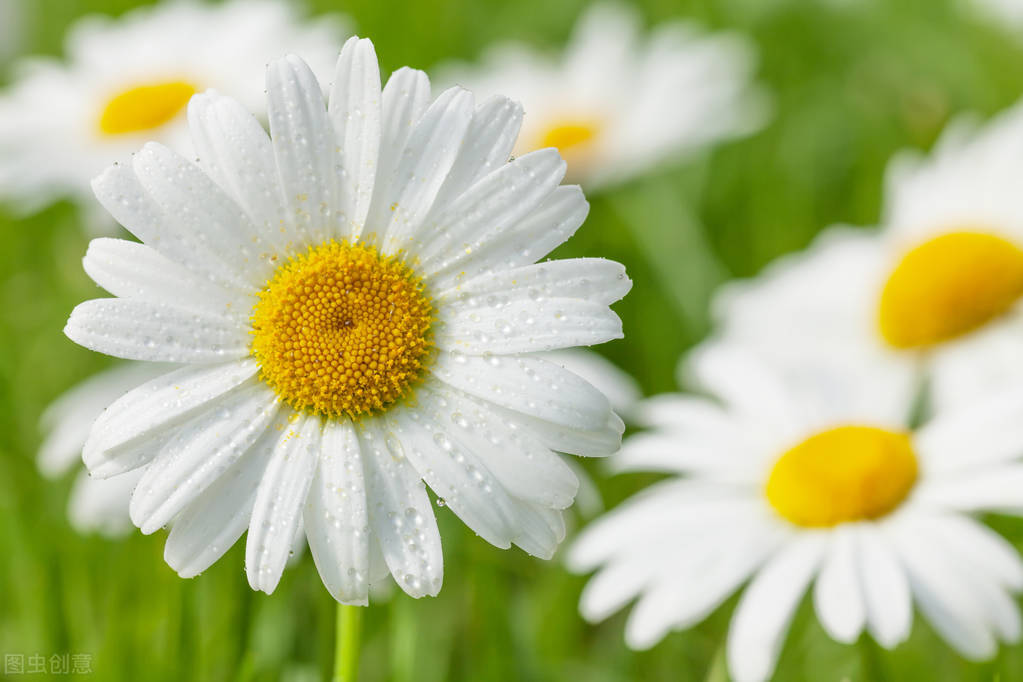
436,2,766,189
968,0,1023,28
570,344,1023,682
65,40,629,603
39,363,165,537
0,0,345,226
713,99,1023,413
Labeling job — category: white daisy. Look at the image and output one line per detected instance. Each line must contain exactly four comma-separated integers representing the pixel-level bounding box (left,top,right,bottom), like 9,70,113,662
64,39,630,604
0,0,346,225
435,2,766,189
39,362,166,537
712,98,1023,414
569,343,1023,682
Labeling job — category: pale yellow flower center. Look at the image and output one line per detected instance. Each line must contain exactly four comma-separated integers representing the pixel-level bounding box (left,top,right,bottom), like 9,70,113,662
878,231,1023,349
251,241,433,419
98,80,197,135
537,117,602,167
765,425,918,527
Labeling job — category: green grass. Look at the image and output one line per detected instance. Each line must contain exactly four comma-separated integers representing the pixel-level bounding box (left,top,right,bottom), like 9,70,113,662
4,0,1023,680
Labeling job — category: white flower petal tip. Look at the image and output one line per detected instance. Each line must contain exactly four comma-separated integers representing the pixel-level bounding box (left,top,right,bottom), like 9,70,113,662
65,40,627,602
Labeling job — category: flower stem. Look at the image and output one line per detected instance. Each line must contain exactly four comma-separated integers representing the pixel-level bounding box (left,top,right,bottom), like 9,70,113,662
333,603,363,682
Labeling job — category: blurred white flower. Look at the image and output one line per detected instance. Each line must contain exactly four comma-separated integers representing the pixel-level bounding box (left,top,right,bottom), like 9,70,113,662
570,343,1023,682
968,0,1023,28
39,363,164,537
711,99,1023,414
436,2,767,189
0,0,347,228
64,41,630,603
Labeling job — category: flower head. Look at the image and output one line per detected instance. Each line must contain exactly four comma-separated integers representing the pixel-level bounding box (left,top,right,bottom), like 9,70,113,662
436,2,766,188
711,98,1023,414
570,344,1023,682
65,40,630,603
0,0,346,227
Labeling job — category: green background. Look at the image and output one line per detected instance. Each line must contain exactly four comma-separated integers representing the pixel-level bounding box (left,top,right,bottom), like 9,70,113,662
3,0,1023,679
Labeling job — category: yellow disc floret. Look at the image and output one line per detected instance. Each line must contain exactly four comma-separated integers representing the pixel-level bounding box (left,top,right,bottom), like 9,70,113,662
766,425,918,527
879,231,1023,349
540,120,600,153
98,80,197,136
251,241,433,419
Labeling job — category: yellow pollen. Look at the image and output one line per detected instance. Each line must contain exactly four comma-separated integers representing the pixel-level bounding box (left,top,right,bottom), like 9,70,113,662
765,425,918,527
98,80,197,135
540,120,600,152
251,241,433,419
878,231,1023,349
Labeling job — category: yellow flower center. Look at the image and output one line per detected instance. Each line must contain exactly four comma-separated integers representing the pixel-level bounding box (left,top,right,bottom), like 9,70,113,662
540,119,600,152
878,231,1023,349
765,425,918,527
98,80,197,136
251,241,433,419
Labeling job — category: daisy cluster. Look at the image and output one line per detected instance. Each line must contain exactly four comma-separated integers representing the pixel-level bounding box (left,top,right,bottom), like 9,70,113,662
4,1,1023,681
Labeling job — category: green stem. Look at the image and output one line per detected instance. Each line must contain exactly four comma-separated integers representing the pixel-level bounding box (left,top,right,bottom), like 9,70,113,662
332,603,363,682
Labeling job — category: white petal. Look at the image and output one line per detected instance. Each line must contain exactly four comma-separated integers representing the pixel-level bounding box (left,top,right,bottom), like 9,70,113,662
83,238,249,319
813,527,865,644
373,87,475,253
517,409,624,457
246,414,321,594
39,362,165,476
304,419,371,605
83,360,258,477
428,185,589,291
329,37,382,237
65,298,250,364
436,298,623,355
539,349,641,419
727,534,826,682
358,420,443,598
386,408,515,549
626,522,782,649
914,464,1023,513
420,382,581,509
853,525,912,648
415,148,567,275
129,382,280,534
430,351,612,431
67,469,140,537
187,91,293,252
164,425,278,578
511,504,565,559
915,386,1023,474
429,95,522,212
579,556,659,623
375,67,431,197
888,520,997,659
266,54,338,245
438,258,631,309
131,142,271,286
91,163,250,292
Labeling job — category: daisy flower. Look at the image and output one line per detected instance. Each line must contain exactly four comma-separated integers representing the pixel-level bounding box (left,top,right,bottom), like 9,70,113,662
436,2,766,189
39,363,165,536
569,344,1023,682
0,0,345,225
712,98,1023,413
64,39,630,603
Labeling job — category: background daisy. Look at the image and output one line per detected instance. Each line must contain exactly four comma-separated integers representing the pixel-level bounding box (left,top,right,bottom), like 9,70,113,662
0,0,346,227
711,97,1023,415
435,2,767,189
570,344,1023,682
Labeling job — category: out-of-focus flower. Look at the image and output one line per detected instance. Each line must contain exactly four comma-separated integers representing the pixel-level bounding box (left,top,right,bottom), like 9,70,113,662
39,362,166,536
436,2,767,189
0,0,346,228
570,343,1023,682
711,99,1023,414
968,0,1023,28
64,41,630,604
